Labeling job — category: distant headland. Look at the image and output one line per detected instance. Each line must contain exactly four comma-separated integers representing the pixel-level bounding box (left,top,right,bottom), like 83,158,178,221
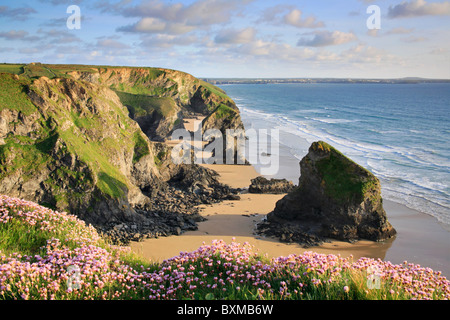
202,77,450,85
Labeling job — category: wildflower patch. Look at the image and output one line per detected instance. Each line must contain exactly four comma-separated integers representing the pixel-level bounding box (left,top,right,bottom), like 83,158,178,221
0,195,449,300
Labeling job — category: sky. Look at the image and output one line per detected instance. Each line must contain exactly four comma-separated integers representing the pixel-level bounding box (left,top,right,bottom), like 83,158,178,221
0,0,449,79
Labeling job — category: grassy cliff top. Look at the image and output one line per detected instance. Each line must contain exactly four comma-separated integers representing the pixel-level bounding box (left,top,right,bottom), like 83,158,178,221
0,63,163,78
0,73,36,115
0,63,235,119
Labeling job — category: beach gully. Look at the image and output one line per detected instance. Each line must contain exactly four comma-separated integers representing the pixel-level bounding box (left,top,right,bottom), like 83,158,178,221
171,123,280,175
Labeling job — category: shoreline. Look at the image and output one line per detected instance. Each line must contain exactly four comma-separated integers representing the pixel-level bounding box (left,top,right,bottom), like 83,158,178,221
130,162,450,278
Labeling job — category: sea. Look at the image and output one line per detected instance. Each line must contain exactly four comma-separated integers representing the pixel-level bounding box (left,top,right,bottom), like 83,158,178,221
218,82,450,230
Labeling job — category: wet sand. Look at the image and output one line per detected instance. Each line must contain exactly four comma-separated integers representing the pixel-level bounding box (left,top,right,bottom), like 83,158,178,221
382,201,450,276
165,116,207,158
129,163,450,278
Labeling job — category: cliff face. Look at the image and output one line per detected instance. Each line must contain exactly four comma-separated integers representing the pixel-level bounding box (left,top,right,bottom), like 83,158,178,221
0,64,243,240
1,73,158,224
67,66,242,142
258,141,396,246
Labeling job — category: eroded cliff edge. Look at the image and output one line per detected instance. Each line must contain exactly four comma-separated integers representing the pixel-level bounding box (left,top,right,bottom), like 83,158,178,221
0,64,244,243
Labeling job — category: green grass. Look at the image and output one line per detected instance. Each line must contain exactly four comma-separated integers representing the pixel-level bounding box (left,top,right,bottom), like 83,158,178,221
22,64,56,79
153,150,166,167
113,80,177,97
59,129,129,199
0,64,24,75
41,64,104,79
214,104,237,120
0,197,106,256
133,132,150,164
0,63,99,79
132,67,164,83
115,90,177,118
314,141,379,204
0,73,37,115
0,137,53,180
97,172,128,199
199,80,231,101
0,218,51,256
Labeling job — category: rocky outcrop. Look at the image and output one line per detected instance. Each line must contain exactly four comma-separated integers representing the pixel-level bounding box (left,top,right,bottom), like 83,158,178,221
249,176,295,194
102,163,240,244
201,104,247,165
257,141,396,247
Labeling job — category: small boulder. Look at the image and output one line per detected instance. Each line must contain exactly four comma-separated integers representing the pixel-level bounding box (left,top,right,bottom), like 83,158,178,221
249,176,295,194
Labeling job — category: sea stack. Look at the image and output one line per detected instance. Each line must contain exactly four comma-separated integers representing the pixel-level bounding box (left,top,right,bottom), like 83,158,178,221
259,141,396,246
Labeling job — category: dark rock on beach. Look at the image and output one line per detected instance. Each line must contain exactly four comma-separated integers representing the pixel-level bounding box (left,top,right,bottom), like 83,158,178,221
257,141,396,247
249,176,295,194
100,164,241,245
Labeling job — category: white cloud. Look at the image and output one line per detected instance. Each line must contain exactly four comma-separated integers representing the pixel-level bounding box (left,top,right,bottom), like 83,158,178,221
297,31,357,47
388,0,450,18
215,28,256,44
0,5,36,21
139,34,199,48
38,0,83,4
37,28,82,44
0,30,29,40
367,29,380,37
402,35,428,42
385,27,415,34
283,9,325,28
115,0,253,32
430,47,449,54
178,0,253,26
116,0,254,37
132,17,166,33
89,51,100,58
340,44,402,65
258,5,325,29
118,17,195,35
96,39,130,49
233,40,316,62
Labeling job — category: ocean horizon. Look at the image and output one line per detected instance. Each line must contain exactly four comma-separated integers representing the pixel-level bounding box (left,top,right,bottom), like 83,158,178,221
218,82,450,231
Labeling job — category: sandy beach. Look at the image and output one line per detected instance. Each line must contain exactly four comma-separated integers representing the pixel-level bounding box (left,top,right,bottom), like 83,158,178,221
130,118,450,278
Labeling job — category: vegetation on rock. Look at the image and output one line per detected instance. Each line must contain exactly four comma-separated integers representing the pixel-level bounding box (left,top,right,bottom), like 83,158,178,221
260,141,396,245
312,141,380,205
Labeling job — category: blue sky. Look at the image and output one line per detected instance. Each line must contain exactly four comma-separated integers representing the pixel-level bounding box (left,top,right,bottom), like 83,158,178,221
0,0,449,78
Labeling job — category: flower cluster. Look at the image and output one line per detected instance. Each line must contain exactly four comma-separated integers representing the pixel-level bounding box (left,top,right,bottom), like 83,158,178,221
0,195,449,300
351,257,450,300
0,239,124,300
0,195,101,246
